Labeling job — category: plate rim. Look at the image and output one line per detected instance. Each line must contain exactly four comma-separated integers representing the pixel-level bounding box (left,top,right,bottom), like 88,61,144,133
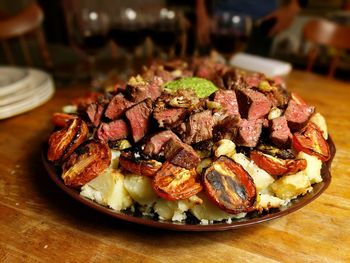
42,137,335,231
0,66,30,96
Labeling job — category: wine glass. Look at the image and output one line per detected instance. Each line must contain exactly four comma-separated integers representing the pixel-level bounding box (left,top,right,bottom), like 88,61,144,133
210,12,252,62
67,4,110,90
149,8,182,60
109,7,148,78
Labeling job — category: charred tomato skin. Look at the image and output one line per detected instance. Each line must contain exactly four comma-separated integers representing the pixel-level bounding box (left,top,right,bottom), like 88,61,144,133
119,150,162,177
250,151,307,176
47,118,89,163
62,140,111,188
153,162,202,201
292,122,330,162
203,156,256,214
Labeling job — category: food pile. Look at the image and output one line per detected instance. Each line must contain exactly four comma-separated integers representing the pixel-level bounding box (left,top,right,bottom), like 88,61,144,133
47,58,331,223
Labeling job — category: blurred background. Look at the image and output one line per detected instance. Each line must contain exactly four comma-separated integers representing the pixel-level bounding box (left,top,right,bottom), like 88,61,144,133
0,0,350,82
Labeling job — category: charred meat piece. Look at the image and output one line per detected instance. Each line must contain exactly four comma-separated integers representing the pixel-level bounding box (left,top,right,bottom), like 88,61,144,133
48,118,89,163
266,85,290,108
222,68,246,90
284,99,314,131
256,144,295,159
213,115,241,142
236,88,271,120
119,149,162,177
71,92,102,112
182,110,214,144
164,138,200,170
125,98,153,143
86,103,104,127
126,76,163,103
236,119,263,148
270,116,292,147
143,130,180,156
153,162,202,201
96,119,129,142
153,107,188,128
104,94,135,120
203,155,256,214
62,140,111,188
213,89,240,117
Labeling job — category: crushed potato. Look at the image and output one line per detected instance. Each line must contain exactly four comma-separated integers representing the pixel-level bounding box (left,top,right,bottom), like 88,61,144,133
123,174,158,205
297,152,323,184
80,169,133,211
310,113,328,139
213,139,236,158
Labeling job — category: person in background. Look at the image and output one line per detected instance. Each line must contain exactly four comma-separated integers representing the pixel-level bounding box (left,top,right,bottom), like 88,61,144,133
196,0,305,56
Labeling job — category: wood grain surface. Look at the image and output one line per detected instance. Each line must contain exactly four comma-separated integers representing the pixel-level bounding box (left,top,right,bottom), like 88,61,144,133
0,71,349,263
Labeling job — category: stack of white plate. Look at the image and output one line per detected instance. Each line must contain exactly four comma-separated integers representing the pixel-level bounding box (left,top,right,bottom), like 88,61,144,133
0,67,55,120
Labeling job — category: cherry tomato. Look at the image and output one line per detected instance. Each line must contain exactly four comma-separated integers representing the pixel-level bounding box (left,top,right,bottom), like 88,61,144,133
153,162,202,201
292,122,330,162
52,113,76,127
203,156,256,214
250,150,306,176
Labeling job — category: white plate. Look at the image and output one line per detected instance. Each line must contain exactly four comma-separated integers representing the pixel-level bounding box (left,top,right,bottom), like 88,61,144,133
0,67,31,96
0,69,55,120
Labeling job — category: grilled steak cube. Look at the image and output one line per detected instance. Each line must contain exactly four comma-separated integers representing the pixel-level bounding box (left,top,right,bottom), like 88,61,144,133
105,94,135,120
143,130,180,155
284,99,314,131
164,138,200,169
125,98,153,142
87,103,104,127
213,89,240,117
96,119,129,142
236,88,271,120
126,76,163,103
182,110,214,144
236,119,263,148
153,107,187,128
270,116,292,147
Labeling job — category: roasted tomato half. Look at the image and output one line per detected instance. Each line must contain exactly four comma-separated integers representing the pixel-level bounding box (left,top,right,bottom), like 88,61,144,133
153,162,202,201
292,122,330,162
203,156,256,214
119,150,162,177
250,150,306,176
47,118,89,163
52,113,76,127
62,140,111,188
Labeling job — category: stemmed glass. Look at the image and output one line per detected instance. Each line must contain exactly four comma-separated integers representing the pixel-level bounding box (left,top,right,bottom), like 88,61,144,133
149,8,181,60
109,7,148,78
67,3,110,89
210,12,252,63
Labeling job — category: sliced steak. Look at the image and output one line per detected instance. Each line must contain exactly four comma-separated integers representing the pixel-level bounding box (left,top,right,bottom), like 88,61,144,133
164,138,200,169
266,85,291,109
236,119,263,148
222,68,246,90
126,76,163,103
105,94,135,120
236,88,271,120
125,98,153,142
284,99,314,131
87,103,104,127
270,116,292,147
213,115,241,141
213,89,239,117
96,119,129,142
182,110,214,144
143,130,180,155
153,107,187,128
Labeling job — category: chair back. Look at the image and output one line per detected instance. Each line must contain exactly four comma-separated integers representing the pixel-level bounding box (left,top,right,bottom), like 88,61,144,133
302,19,350,78
0,3,53,68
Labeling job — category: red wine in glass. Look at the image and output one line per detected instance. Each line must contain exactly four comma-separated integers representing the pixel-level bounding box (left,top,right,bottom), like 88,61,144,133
150,25,179,51
81,34,108,54
109,26,147,52
210,31,248,56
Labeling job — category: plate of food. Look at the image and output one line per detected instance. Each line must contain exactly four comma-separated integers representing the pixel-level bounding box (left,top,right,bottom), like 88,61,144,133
43,58,335,231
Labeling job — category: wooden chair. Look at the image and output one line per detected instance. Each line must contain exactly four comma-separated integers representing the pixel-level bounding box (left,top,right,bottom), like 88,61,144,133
302,19,350,78
0,3,53,68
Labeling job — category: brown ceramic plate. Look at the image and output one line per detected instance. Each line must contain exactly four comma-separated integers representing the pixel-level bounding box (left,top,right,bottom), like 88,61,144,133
42,137,335,231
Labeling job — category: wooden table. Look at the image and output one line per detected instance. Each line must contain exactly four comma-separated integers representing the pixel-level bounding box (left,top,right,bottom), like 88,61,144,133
0,71,349,262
